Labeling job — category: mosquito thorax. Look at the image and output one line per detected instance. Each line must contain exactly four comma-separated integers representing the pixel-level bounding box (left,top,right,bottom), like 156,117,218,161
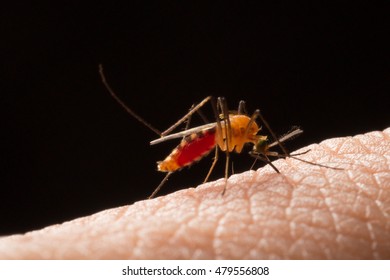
217,114,260,153
231,115,259,137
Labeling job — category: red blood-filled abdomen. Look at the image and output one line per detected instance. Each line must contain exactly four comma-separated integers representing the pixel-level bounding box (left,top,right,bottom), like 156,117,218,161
157,128,216,172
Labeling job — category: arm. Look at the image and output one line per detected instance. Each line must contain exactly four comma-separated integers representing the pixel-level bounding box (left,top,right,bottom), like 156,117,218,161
1,128,389,259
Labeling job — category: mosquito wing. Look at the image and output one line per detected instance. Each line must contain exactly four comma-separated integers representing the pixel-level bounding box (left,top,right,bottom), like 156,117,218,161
150,122,217,145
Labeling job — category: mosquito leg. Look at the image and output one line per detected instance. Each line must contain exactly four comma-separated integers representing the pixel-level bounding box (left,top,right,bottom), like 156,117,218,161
244,109,260,139
290,150,311,157
270,149,310,160
240,107,261,172
184,104,210,127
99,64,162,136
185,104,195,131
204,146,219,183
290,156,344,170
218,97,232,196
221,148,230,195
250,157,259,170
148,172,173,199
274,151,343,171
253,148,343,172
218,97,232,147
211,96,223,144
257,110,290,156
249,152,280,173
196,108,210,124
264,154,280,173
209,97,228,192
161,96,212,137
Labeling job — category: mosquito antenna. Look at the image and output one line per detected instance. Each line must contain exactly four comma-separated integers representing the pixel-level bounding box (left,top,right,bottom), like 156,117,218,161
244,109,260,140
251,148,343,171
185,104,195,131
196,108,210,124
161,96,212,136
286,154,343,170
251,153,281,173
257,111,290,156
98,64,162,136
203,146,218,183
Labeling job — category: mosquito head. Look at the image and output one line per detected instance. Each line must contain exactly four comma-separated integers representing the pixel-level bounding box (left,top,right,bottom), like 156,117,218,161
253,135,270,155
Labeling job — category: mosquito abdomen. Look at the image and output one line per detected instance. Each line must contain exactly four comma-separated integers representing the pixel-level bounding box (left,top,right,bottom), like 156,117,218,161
157,127,217,172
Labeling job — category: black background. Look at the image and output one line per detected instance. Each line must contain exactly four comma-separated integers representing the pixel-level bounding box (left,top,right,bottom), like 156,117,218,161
2,2,388,235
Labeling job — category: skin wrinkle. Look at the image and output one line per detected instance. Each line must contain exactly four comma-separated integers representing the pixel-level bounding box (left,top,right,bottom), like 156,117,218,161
245,180,255,245
291,129,387,258
374,171,390,191
208,185,229,258
354,180,389,225
190,190,219,259
189,201,214,259
284,179,295,250
246,171,275,257
366,222,380,259
174,200,208,258
285,204,302,258
299,183,336,254
319,170,340,238
192,189,221,258
0,128,389,259
211,203,224,259
251,175,292,258
212,178,255,258
375,187,390,220
123,201,163,258
322,140,342,155
157,195,201,258
123,205,151,258
355,137,373,154
366,221,378,258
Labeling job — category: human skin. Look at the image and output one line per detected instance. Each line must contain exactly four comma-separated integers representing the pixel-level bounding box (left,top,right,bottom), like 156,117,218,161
0,128,389,259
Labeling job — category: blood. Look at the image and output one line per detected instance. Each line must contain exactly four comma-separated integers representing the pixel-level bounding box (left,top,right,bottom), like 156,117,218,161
175,129,216,168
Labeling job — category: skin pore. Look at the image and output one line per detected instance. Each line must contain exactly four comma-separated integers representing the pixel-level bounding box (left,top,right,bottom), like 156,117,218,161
0,128,389,259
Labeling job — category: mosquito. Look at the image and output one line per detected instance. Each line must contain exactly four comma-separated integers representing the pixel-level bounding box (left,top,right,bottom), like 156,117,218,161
99,65,340,199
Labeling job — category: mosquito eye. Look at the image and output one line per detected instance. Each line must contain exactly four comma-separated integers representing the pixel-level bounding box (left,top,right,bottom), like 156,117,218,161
255,139,268,151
